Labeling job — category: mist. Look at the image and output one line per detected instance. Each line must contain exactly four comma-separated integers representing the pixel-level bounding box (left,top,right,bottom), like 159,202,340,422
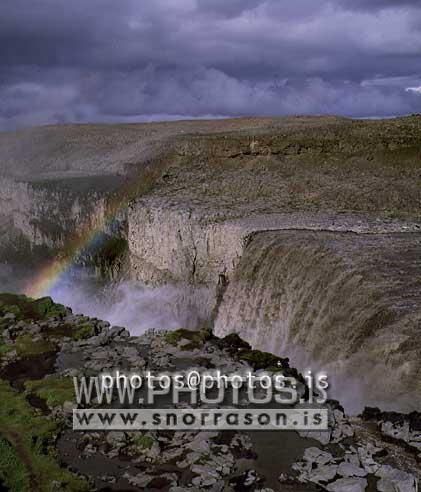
45,269,211,335
1,263,412,415
0,263,211,335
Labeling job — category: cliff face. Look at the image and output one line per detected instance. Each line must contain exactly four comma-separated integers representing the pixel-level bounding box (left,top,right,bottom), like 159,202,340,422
0,175,128,283
128,198,245,285
0,177,109,249
128,203,421,286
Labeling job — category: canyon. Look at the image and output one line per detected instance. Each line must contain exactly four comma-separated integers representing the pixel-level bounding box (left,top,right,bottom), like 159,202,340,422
1,115,421,411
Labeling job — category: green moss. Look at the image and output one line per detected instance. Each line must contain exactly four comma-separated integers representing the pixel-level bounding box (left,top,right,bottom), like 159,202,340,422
31,297,67,319
164,331,183,346
164,327,212,347
221,333,251,350
1,304,21,316
0,294,68,322
71,323,95,341
194,325,213,344
15,335,55,357
0,379,89,492
180,342,200,351
0,341,13,355
238,349,289,371
25,377,75,409
133,434,154,449
0,438,30,492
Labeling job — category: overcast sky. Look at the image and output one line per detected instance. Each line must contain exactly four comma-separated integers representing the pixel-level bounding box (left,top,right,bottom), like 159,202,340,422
1,0,421,130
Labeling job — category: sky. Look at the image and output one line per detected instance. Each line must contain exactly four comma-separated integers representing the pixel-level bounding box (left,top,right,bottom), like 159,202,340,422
1,0,421,130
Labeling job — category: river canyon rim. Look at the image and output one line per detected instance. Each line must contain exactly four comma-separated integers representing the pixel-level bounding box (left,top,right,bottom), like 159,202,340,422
1,115,421,416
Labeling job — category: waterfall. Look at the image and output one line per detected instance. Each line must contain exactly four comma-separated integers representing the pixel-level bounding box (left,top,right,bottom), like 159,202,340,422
214,230,421,413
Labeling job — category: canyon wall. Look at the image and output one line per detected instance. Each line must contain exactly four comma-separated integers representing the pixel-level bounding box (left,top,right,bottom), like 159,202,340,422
0,176,109,249
128,201,421,285
0,175,128,281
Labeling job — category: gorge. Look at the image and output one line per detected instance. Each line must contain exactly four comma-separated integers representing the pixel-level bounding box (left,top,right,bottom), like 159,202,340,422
2,116,421,412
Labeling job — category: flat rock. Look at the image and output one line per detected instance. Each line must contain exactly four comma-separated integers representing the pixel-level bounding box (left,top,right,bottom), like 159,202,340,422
326,477,368,492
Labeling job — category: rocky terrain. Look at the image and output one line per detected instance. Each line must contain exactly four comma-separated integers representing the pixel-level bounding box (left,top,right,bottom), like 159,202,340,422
0,293,420,492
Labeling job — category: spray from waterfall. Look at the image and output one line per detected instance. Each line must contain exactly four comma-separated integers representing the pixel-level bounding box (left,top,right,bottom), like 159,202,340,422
45,270,211,335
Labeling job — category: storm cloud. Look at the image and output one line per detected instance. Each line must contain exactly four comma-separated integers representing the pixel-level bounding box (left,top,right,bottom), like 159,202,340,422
0,0,420,129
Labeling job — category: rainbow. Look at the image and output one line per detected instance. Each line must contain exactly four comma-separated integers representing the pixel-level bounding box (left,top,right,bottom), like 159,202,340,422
24,161,164,299
25,222,111,299
25,184,135,299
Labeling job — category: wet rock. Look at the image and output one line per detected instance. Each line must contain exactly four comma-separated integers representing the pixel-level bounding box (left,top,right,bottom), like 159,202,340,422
99,475,117,484
230,432,253,451
303,447,334,465
191,464,220,486
62,400,76,416
169,487,198,492
330,408,354,443
299,428,332,445
293,447,338,484
81,443,97,458
338,462,368,478
105,431,127,448
375,465,417,492
326,477,368,492
357,443,383,474
362,408,421,456
109,325,130,338
123,472,154,488
381,419,411,443
229,469,262,490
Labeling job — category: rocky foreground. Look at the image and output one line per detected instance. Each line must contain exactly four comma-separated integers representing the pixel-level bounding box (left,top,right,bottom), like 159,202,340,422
0,293,420,492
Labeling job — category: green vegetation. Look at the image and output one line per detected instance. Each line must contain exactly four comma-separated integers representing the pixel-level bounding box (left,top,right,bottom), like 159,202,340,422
238,349,289,371
164,326,213,350
0,437,30,492
0,303,21,317
15,335,55,357
0,341,13,355
0,379,88,492
0,294,68,322
31,297,67,319
25,377,75,408
164,330,184,346
133,434,154,450
71,323,95,341
221,333,251,351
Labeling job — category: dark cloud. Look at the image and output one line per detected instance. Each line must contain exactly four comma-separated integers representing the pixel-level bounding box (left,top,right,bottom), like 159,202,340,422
0,0,420,130
336,0,421,12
